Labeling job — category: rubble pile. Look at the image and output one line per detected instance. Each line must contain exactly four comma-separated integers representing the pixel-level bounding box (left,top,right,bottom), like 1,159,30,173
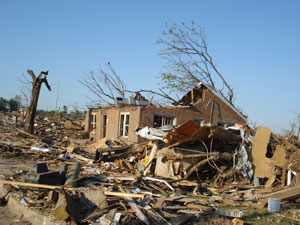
0,112,300,224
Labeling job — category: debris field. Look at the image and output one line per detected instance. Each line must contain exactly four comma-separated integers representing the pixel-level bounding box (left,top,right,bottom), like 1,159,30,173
0,112,300,225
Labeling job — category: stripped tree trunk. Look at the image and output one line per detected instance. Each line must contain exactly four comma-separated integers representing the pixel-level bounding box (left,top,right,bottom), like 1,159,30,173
25,70,51,133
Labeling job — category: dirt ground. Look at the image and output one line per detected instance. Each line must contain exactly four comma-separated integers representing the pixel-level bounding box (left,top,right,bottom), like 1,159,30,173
0,204,31,225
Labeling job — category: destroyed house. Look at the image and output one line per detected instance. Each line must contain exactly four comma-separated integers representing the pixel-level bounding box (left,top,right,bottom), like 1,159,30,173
85,82,247,144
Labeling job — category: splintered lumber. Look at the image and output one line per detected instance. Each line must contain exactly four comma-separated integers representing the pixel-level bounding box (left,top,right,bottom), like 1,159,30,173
144,206,169,224
177,210,203,214
154,196,166,208
186,203,211,212
241,202,265,209
105,192,144,198
16,128,41,140
143,142,158,176
0,180,144,198
0,180,60,190
259,186,300,204
148,183,167,195
118,185,150,225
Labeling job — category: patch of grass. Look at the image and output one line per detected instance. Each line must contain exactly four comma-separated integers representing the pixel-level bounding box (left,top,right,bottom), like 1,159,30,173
243,209,297,225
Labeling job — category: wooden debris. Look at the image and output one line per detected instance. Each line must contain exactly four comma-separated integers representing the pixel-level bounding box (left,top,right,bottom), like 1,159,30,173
0,179,144,198
259,186,300,204
118,185,150,225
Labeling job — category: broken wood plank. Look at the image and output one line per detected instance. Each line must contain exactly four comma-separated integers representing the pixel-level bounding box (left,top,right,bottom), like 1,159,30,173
159,210,178,219
153,196,166,208
0,180,144,198
0,179,60,190
104,192,144,199
118,185,150,225
162,205,188,210
143,206,170,224
165,196,199,203
186,203,211,212
177,209,204,214
148,183,167,195
259,186,300,204
143,142,158,176
16,128,42,140
241,202,265,209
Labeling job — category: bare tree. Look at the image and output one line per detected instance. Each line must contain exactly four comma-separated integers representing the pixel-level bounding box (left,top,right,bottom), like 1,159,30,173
296,112,300,139
25,70,51,133
292,111,300,139
80,62,177,106
19,73,32,108
157,21,234,104
79,63,126,106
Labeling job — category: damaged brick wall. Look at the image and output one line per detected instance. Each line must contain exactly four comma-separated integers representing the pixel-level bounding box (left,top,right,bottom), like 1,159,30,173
193,88,246,125
139,88,246,130
86,86,246,143
139,106,202,127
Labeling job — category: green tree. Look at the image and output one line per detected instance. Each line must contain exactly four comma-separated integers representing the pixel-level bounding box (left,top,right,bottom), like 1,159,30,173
63,105,68,115
0,97,8,112
8,97,19,112
157,22,234,104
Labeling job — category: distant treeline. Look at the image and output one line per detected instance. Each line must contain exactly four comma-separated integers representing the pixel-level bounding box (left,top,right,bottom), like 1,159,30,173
0,96,21,112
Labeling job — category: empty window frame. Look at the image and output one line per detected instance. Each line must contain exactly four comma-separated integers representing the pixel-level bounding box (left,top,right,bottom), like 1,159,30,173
91,112,97,133
119,112,130,137
153,113,176,127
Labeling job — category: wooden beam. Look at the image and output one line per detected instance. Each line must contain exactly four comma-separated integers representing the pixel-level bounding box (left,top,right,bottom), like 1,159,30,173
259,186,300,204
0,180,144,198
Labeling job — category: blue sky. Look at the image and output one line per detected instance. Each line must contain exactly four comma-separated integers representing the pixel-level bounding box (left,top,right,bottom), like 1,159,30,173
0,0,299,133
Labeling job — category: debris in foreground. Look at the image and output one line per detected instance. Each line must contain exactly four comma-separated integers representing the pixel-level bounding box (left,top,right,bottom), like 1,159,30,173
0,113,299,224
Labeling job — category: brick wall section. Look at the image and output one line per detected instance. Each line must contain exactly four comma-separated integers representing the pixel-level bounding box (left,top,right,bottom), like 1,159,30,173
140,105,200,127
193,88,246,125
87,87,246,143
139,88,246,128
